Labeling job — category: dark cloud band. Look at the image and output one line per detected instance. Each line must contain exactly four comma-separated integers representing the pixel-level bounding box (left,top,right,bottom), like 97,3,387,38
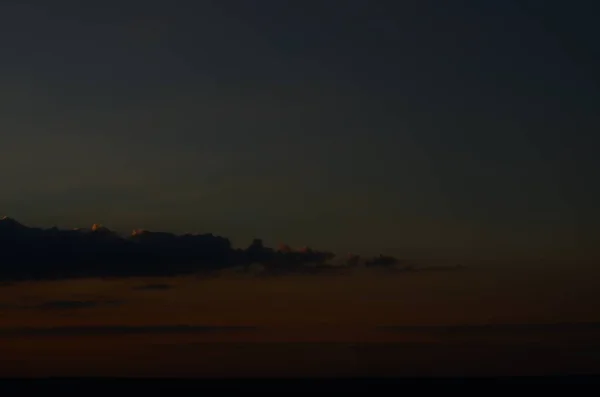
0,217,462,281
0,325,257,337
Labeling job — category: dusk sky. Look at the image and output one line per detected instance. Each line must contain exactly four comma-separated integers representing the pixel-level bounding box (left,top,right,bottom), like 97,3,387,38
1,0,600,378
1,0,598,259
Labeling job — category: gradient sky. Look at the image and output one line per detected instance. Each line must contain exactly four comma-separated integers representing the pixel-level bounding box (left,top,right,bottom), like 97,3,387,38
1,0,599,260
2,0,600,378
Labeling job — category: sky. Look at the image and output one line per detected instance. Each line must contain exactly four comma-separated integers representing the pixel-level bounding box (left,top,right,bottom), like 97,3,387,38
1,0,598,259
1,0,600,378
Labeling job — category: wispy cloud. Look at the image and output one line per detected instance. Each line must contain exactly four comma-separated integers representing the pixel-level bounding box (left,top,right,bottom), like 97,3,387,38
378,322,600,333
32,300,125,310
0,298,125,311
0,325,257,337
133,283,173,291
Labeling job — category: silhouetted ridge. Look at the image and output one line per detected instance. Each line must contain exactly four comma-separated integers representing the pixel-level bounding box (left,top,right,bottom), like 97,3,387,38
0,218,446,281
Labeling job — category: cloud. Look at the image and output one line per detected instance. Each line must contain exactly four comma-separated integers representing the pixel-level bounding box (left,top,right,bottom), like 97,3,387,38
133,283,173,291
32,300,125,310
418,264,467,272
362,263,467,275
0,300,123,311
0,325,257,337
0,217,463,281
0,296,125,311
378,322,600,333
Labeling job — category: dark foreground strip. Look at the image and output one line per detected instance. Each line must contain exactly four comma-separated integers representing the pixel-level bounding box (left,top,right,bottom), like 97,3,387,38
0,377,599,396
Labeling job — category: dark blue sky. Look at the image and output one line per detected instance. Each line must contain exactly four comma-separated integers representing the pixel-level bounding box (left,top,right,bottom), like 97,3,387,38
1,0,598,260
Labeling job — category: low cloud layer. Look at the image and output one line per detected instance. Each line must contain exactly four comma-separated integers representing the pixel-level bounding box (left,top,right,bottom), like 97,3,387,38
33,300,124,310
133,283,174,291
379,322,600,333
0,298,125,311
0,217,462,281
0,325,257,337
